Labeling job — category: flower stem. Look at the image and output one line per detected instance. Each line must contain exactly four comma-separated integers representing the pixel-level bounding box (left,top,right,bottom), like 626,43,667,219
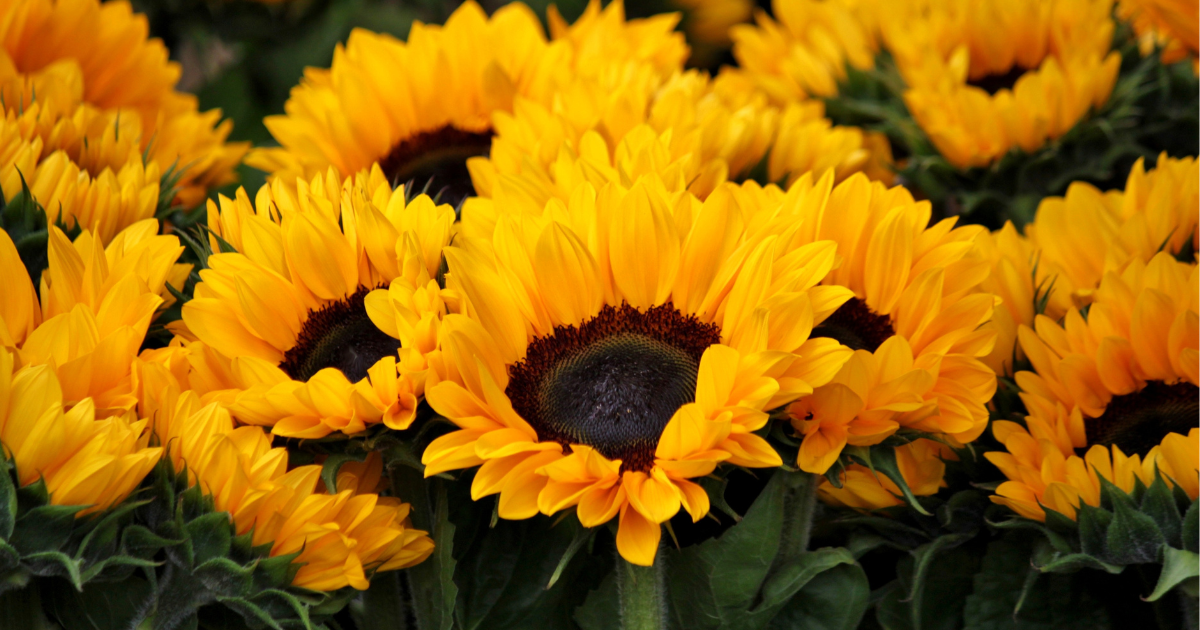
779,470,821,561
617,548,667,630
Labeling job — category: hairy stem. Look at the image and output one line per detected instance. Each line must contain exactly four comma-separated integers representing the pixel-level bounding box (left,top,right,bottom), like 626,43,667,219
617,548,666,630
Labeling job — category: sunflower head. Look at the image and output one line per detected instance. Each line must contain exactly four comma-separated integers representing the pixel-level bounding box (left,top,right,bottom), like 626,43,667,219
421,173,866,564
180,165,456,439
989,252,1198,522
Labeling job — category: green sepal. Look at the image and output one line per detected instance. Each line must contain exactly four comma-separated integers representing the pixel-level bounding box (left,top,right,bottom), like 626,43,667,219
1145,546,1200,602
0,459,16,540
1141,474,1183,549
9,504,86,554
319,452,366,494
1182,499,1198,554
845,445,932,516
186,512,234,566
1102,477,1165,565
1076,502,1114,560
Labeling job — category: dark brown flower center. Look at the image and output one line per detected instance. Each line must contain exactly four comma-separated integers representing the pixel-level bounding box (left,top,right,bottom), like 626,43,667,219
968,66,1027,95
279,286,400,383
811,297,895,352
506,303,722,473
1083,381,1199,457
378,125,493,208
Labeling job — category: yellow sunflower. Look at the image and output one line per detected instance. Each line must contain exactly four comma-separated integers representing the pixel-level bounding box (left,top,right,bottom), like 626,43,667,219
247,1,688,205
886,0,1121,168
1118,0,1198,67
0,102,164,244
737,172,999,473
137,362,433,590
470,65,891,224
729,0,877,103
0,0,248,209
818,439,952,510
0,220,186,413
420,174,854,565
0,345,161,516
177,165,456,438
989,252,1198,521
978,154,1198,373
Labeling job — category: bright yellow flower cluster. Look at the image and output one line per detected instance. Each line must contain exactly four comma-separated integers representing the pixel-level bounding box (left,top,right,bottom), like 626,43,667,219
0,0,247,241
731,0,1123,169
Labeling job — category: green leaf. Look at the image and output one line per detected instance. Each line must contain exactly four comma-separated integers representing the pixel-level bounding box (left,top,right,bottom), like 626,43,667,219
186,512,233,566
767,562,869,630
319,453,366,494
0,461,15,540
9,505,84,553
574,569,618,630
1145,547,1200,602
42,575,153,630
666,469,785,630
1182,500,1198,554
1104,479,1165,565
390,468,457,630
903,534,975,630
1077,503,1113,560
356,570,412,630
1141,475,1183,549
963,535,1113,630
193,557,256,598
756,547,856,611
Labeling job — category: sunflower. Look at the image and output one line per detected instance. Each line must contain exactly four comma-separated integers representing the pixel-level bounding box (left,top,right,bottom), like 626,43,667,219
729,0,877,103
0,345,161,516
1118,0,1198,67
818,439,952,510
420,174,853,565
0,220,186,413
137,363,433,590
887,0,1121,168
977,154,1198,373
178,165,456,438
988,252,1198,521
0,0,248,209
469,67,892,243
247,1,685,207
0,103,165,244
738,172,999,473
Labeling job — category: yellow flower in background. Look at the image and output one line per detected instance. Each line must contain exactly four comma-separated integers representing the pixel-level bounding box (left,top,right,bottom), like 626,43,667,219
730,0,877,103
740,172,999,473
890,0,1120,168
178,166,456,438
0,346,161,516
248,0,685,206
137,364,434,590
988,253,1198,521
672,0,753,47
0,0,248,210
818,439,952,510
422,174,853,565
978,154,1198,373
1118,0,1199,67
0,220,186,413
470,67,891,239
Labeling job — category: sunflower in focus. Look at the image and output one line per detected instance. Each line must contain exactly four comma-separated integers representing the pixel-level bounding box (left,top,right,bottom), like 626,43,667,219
421,174,855,565
1118,0,1199,68
0,0,248,211
137,363,433,590
0,345,161,516
885,0,1121,168
0,220,187,414
248,1,685,207
978,154,1198,373
818,439,952,510
177,165,457,439
735,172,998,474
988,252,1198,521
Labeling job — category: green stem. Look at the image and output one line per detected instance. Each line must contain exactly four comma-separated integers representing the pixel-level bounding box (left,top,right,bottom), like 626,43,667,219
617,548,666,630
779,470,821,561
